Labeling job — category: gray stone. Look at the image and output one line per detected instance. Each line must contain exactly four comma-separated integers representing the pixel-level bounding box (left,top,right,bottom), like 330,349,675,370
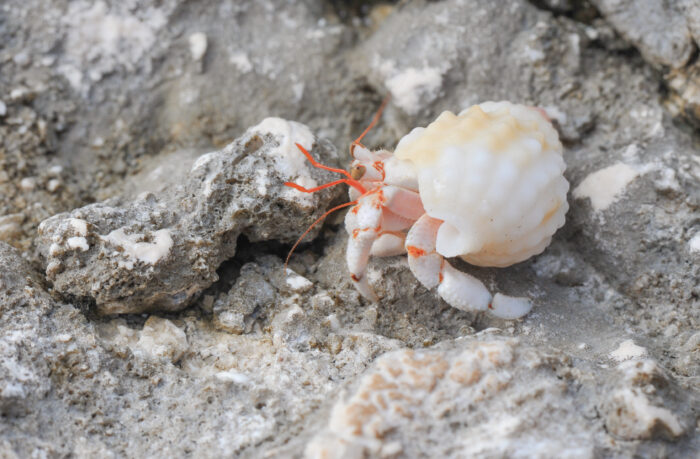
213,256,280,334
589,0,694,69
0,243,52,417
37,121,342,314
585,0,700,128
602,355,691,440
665,60,700,128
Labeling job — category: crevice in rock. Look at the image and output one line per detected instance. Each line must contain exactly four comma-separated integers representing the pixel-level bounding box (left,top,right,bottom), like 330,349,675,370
323,0,400,23
528,0,600,23
210,235,289,295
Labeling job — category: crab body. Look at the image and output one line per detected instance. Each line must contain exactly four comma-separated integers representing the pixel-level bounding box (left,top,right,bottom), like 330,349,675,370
342,101,568,319
288,101,568,319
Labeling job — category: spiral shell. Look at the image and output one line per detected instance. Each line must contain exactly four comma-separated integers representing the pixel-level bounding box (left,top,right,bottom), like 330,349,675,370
394,101,569,267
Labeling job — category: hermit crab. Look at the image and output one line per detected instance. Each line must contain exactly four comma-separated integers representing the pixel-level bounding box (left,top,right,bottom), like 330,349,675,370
286,101,569,319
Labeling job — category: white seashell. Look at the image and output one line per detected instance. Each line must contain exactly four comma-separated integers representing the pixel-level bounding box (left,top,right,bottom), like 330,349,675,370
394,101,569,267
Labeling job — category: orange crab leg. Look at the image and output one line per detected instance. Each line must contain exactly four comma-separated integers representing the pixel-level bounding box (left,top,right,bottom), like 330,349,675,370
284,187,384,269
287,143,367,194
350,95,390,157
284,200,359,269
284,179,357,194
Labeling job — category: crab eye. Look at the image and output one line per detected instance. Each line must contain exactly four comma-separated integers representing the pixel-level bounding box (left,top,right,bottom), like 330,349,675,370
350,164,366,180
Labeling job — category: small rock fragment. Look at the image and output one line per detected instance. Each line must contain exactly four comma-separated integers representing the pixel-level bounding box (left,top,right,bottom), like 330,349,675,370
19,177,36,191
573,163,640,212
606,388,684,440
188,32,208,61
285,268,314,293
46,178,62,192
135,316,188,363
689,233,700,254
609,339,648,362
37,121,341,313
384,67,443,115
603,358,687,440
215,370,251,385
0,214,24,242
101,228,173,265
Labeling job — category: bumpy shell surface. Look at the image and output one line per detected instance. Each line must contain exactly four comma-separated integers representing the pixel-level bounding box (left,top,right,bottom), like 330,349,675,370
394,101,569,267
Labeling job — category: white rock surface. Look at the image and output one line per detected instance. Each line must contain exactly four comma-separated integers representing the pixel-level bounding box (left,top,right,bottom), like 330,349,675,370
307,335,595,458
136,316,188,362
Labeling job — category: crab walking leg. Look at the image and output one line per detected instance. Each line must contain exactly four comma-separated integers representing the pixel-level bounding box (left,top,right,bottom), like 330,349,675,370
345,193,384,301
405,215,532,319
369,207,415,257
345,185,423,299
382,186,425,220
405,215,492,313
366,186,423,257
490,293,532,320
371,232,406,257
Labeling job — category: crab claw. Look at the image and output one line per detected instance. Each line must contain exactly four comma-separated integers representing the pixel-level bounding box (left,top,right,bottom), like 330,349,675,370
489,294,532,320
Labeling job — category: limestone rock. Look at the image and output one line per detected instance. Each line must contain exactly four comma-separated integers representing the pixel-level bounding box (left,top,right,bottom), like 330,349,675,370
602,353,690,440
37,120,341,314
589,0,693,69
306,334,595,458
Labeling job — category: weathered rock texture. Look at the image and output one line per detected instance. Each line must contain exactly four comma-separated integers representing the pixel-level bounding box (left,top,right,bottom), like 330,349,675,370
589,0,695,69
306,334,598,458
0,0,698,457
36,120,341,313
586,0,700,129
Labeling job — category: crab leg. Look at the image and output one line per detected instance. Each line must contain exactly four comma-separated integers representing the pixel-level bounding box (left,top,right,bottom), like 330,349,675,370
401,216,477,311
345,193,383,301
370,232,406,257
404,214,532,319
369,207,414,257
382,186,425,220
405,214,492,312
345,185,425,299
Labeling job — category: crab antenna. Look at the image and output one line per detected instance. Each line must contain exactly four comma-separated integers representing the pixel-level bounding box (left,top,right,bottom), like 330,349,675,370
351,95,390,156
292,143,367,194
284,200,359,270
285,179,360,194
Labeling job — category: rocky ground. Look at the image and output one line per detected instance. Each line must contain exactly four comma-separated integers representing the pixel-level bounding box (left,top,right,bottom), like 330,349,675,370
0,0,698,457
